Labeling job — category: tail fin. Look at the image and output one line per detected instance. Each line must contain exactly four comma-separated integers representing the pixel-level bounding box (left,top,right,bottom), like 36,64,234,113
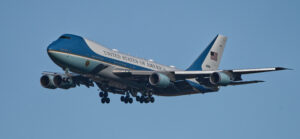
186,34,227,71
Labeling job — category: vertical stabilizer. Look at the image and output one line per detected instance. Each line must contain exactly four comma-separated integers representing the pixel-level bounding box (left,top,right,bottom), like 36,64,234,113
186,34,227,71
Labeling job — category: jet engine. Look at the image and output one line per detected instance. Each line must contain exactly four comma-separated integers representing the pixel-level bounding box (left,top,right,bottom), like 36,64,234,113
149,73,171,88
209,72,233,86
40,75,57,89
53,75,76,89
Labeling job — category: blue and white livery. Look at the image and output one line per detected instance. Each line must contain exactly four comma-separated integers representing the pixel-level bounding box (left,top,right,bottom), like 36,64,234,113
40,34,288,104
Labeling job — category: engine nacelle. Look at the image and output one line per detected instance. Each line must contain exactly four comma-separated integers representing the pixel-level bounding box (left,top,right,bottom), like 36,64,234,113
149,73,171,88
210,72,232,86
53,75,76,89
40,75,57,89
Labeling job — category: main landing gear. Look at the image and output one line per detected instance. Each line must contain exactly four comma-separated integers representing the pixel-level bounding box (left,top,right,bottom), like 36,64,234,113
98,90,156,104
99,91,110,104
120,92,133,104
136,95,155,104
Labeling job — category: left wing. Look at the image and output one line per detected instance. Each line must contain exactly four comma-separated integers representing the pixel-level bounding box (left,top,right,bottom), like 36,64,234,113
113,67,288,86
113,67,288,77
172,67,288,78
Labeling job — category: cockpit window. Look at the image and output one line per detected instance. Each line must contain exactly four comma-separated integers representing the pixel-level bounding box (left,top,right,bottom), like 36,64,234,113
59,36,71,39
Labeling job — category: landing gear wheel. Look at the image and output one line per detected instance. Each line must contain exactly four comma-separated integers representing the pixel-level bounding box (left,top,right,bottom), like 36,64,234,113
121,96,125,102
129,98,133,104
136,96,140,102
101,98,106,104
141,96,145,101
150,97,155,103
139,97,144,103
124,98,128,104
106,98,110,103
99,92,104,98
103,92,108,97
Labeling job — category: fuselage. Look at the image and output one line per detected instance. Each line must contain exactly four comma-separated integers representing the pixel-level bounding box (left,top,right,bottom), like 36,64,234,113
47,34,215,96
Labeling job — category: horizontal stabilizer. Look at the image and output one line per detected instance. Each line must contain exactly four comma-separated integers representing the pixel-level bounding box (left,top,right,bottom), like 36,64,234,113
228,80,264,86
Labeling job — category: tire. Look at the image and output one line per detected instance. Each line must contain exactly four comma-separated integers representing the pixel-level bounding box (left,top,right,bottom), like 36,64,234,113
129,98,133,104
104,92,108,97
141,96,145,101
101,98,106,103
99,92,104,98
150,97,155,103
139,97,143,103
106,98,110,103
121,96,125,102
136,96,140,101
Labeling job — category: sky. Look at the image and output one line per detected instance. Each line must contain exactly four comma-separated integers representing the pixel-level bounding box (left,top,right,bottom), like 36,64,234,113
0,0,299,139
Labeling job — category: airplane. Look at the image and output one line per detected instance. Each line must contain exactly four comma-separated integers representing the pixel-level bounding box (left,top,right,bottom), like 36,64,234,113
40,34,288,104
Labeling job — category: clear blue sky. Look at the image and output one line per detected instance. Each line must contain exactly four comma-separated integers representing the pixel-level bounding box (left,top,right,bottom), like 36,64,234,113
0,0,299,139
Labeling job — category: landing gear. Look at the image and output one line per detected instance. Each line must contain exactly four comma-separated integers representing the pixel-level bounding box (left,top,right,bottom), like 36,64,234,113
136,94,155,104
136,96,141,102
120,92,133,104
121,96,125,102
150,96,155,103
121,96,133,104
99,91,110,104
101,97,110,103
98,89,155,104
125,97,133,104
99,92,108,98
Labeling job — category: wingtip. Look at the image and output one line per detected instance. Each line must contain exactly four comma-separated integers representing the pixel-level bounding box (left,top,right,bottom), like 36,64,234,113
275,67,293,70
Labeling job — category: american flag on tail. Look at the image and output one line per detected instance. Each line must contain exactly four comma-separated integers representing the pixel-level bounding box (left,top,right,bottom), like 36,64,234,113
210,51,218,61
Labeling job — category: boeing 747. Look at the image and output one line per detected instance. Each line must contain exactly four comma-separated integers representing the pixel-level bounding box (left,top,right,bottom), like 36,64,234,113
40,34,287,104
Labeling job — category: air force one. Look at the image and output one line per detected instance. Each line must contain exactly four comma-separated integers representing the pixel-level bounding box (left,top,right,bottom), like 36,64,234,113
41,34,287,104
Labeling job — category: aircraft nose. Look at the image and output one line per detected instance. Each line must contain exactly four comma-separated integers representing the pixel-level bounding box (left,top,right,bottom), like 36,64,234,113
47,41,55,52
46,41,59,61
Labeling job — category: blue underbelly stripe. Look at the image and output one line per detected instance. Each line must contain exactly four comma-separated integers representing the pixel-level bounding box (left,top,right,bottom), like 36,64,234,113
50,50,152,71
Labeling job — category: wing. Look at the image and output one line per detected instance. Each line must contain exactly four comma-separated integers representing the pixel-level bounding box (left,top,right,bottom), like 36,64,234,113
173,67,288,77
113,67,288,77
113,67,288,86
